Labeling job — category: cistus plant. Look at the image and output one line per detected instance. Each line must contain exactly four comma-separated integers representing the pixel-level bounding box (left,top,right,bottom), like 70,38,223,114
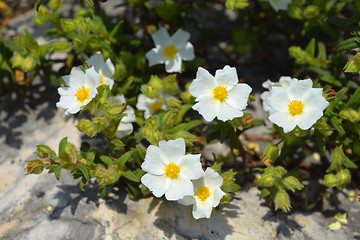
16,0,359,220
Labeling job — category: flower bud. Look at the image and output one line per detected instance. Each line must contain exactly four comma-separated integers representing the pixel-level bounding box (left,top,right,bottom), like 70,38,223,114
339,108,360,123
337,169,351,189
25,160,44,175
60,18,78,32
323,173,337,187
22,56,37,72
304,5,319,19
274,188,291,212
258,173,275,187
49,0,63,11
282,176,304,192
163,109,178,126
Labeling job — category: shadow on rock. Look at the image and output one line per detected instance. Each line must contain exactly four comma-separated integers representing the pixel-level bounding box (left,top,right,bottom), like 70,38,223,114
152,199,238,240
262,211,302,239
49,182,100,220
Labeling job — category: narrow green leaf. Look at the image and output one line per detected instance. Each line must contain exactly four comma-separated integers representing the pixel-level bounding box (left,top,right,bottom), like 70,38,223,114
343,158,357,169
346,88,360,108
35,0,45,12
330,117,345,135
122,170,140,182
76,163,90,180
259,188,270,199
114,151,133,169
100,155,114,166
85,0,95,8
337,37,360,51
54,165,63,180
325,88,348,116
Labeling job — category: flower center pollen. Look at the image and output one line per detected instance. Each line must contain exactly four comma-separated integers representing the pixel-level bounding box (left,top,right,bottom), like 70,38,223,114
213,86,228,102
100,74,104,85
164,45,177,58
288,100,304,116
196,186,211,203
164,162,181,179
151,102,163,113
75,86,90,104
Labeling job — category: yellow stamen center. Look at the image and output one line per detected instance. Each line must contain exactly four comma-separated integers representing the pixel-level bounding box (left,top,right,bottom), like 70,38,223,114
151,102,163,113
288,100,304,116
100,74,104,85
164,162,181,179
196,186,211,203
75,86,90,104
164,45,177,58
213,86,228,102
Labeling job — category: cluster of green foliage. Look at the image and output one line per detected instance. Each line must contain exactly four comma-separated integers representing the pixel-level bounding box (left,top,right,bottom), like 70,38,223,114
1,0,356,214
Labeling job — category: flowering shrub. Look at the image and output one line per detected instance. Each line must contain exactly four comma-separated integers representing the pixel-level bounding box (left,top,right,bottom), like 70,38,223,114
7,0,358,220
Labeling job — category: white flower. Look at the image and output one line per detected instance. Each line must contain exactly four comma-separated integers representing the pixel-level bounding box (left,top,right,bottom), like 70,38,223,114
265,0,292,12
86,53,115,90
266,78,329,133
178,168,226,219
261,76,294,113
56,67,101,115
107,95,136,139
146,27,195,73
136,93,168,119
141,138,204,201
189,65,252,122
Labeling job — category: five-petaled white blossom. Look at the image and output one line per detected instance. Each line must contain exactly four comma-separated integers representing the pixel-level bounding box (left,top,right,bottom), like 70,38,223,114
189,65,252,122
107,95,136,139
261,76,295,113
136,93,169,119
265,0,292,12
266,78,329,133
146,27,195,73
178,168,226,219
141,138,204,201
86,53,115,90
56,66,101,115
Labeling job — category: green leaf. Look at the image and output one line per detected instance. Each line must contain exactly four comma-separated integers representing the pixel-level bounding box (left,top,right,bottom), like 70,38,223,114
259,188,270,199
122,170,140,182
100,155,114,166
76,163,90,180
330,117,345,135
343,157,357,169
225,0,249,11
325,88,348,116
305,38,316,57
337,37,360,51
58,137,70,162
35,0,45,12
114,151,133,169
54,165,63,180
85,0,94,8
346,88,360,108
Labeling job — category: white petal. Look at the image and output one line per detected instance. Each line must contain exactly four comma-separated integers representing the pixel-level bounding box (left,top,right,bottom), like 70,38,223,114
108,95,126,105
141,145,166,175
159,138,186,165
262,79,273,89
225,83,252,111
122,106,136,123
85,67,101,88
268,112,297,133
66,104,81,115
278,76,293,87
151,27,171,47
165,54,182,73
146,48,165,67
297,107,324,130
192,95,217,122
189,67,217,98
115,122,133,139
178,154,204,180
192,198,213,219
267,87,290,113
203,168,223,189
68,67,86,90
141,174,171,198
170,28,190,48
178,195,195,206
210,188,226,207
99,58,115,78
177,42,195,61
165,176,194,201
214,65,238,89
86,53,105,72
302,88,329,111
287,79,312,101
56,95,77,109
101,77,115,90
62,74,70,85
214,101,243,121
